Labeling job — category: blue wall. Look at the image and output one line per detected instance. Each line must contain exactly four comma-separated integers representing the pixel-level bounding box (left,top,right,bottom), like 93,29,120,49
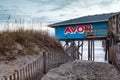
55,22,107,40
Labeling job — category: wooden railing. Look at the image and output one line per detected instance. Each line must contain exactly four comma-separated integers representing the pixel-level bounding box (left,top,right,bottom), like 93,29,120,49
1,51,68,80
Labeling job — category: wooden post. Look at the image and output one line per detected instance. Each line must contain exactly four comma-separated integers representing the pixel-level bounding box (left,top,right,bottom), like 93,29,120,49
81,40,83,60
20,69,22,80
28,64,30,80
23,67,25,80
78,40,80,60
105,39,108,60
25,66,28,80
37,58,39,79
15,70,19,80
88,40,90,60
36,59,39,80
43,52,46,74
9,75,12,80
34,61,36,80
32,61,34,79
78,40,83,60
93,40,95,61
13,72,16,80
30,63,33,80
90,40,92,61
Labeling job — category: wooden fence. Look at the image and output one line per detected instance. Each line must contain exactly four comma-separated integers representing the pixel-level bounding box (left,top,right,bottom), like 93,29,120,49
1,51,68,80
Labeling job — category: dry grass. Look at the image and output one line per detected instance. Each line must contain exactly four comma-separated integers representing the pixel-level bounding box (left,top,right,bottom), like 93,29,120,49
0,29,63,61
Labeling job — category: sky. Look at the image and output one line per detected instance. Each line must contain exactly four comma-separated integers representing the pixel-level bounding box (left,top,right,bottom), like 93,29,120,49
0,0,120,24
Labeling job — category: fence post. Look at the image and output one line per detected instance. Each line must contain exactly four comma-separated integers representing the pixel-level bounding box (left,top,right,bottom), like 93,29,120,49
15,70,19,80
30,64,32,80
28,64,30,80
43,52,46,74
3,76,7,80
23,67,25,80
9,75,12,80
19,69,22,80
13,72,16,80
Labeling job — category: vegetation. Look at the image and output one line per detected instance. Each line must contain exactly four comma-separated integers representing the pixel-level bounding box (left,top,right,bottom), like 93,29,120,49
0,29,63,61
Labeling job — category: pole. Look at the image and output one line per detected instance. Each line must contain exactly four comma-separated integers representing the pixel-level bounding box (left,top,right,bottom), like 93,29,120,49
43,52,46,74
88,40,89,60
93,40,95,61
90,40,92,61
81,40,83,60
105,39,108,61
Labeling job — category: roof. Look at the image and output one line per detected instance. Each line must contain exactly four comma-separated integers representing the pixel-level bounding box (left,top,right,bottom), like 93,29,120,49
48,12,118,28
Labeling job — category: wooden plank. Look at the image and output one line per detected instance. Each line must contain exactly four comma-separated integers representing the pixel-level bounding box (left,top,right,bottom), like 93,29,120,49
43,52,46,74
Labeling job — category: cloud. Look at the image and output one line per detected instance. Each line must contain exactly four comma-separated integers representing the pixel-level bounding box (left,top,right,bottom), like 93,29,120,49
48,0,120,21
29,0,74,8
0,0,120,24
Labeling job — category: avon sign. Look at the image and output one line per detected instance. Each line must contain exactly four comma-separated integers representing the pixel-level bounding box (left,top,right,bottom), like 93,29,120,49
64,25,92,34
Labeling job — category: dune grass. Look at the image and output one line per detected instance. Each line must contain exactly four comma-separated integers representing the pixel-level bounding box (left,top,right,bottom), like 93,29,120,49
0,29,63,61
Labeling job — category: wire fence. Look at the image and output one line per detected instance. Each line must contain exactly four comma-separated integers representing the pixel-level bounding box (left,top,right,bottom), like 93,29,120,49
1,51,69,80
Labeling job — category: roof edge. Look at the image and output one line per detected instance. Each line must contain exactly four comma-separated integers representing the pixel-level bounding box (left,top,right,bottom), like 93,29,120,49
48,20,108,28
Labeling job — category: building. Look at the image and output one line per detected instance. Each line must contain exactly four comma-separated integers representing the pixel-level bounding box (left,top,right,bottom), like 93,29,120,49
48,12,117,40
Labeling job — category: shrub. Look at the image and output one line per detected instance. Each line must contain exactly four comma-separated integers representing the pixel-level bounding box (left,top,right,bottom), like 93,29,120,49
0,29,63,61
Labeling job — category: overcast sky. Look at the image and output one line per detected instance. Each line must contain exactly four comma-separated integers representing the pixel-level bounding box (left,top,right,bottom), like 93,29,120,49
0,0,120,24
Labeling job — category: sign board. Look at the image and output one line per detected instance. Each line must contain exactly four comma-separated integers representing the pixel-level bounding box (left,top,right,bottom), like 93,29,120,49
55,22,107,40
64,25,92,34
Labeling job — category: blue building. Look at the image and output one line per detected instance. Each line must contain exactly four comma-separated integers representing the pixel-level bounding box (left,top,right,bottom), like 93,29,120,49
48,13,117,40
